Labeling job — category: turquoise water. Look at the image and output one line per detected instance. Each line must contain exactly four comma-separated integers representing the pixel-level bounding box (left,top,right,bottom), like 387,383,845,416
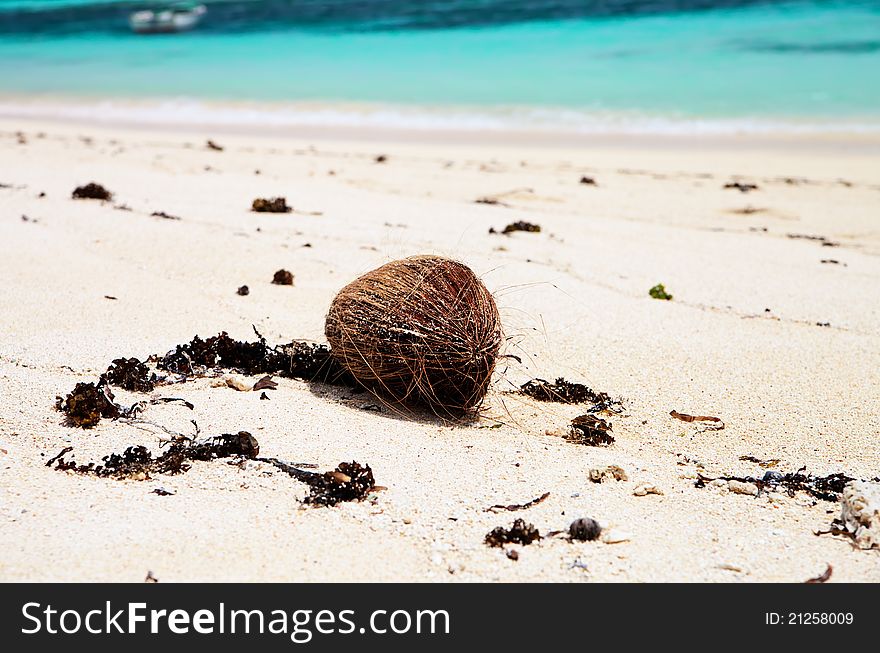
1,1,879,131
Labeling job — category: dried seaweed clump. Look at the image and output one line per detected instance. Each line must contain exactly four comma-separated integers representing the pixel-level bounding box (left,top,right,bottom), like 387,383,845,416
252,197,291,213
56,382,120,428
157,331,351,385
279,341,353,384
501,221,541,234
158,331,287,377
698,466,855,502
485,519,541,547
72,183,113,201
325,255,502,417
303,461,376,506
519,377,621,412
272,269,295,285
102,357,156,392
50,432,259,480
567,415,614,446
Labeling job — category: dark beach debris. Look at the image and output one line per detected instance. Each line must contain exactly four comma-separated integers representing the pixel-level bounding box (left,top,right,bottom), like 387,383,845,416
506,549,519,561
487,492,550,513
152,487,175,496
375,154,387,163
569,517,602,542
519,377,622,412
158,330,286,377
260,392,270,400
589,465,628,483
157,330,353,385
55,382,120,428
490,220,541,235
72,183,113,201
187,431,260,460
696,466,855,502
579,176,597,186
820,259,846,266
728,206,766,215
787,233,839,247
272,269,294,285
252,197,292,213
670,409,724,432
649,283,673,300
815,519,859,547
805,564,833,584
50,431,259,480
236,285,250,296
102,357,156,393
252,375,278,391
739,455,780,468
816,321,831,328
304,462,376,506
57,331,355,429
151,211,181,221
258,458,377,507
723,181,759,193
478,197,510,208
567,414,615,446
114,203,132,212
145,571,159,583
206,139,224,151
485,519,541,548
282,340,355,384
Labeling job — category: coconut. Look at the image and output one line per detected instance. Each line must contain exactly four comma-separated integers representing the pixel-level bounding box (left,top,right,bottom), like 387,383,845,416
325,255,502,417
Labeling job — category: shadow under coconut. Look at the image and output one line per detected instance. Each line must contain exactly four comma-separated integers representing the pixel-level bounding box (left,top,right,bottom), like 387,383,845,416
305,380,480,428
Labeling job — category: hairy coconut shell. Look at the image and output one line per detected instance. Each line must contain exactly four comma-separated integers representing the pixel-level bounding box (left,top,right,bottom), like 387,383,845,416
325,255,502,416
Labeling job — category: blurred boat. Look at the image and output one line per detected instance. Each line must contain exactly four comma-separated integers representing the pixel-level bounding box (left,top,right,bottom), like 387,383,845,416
129,3,206,34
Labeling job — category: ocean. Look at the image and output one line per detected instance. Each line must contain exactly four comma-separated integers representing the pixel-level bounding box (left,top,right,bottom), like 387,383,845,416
1,0,879,133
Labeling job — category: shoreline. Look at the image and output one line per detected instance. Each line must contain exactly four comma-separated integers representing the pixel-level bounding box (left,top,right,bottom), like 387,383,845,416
2,95,880,155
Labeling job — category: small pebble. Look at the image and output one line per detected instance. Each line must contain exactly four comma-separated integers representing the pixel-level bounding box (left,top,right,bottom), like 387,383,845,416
762,470,784,483
569,517,602,542
633,482,663,496
728,480,760,496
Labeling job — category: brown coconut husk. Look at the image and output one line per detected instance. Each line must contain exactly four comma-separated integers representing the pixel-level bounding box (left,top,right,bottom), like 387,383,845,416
325,255,502,417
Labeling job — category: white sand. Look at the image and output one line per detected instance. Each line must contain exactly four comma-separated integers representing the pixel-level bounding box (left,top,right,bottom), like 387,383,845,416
1,117,878,582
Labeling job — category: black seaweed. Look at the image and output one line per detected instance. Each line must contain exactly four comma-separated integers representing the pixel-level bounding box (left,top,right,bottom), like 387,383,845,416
723,181,758,193
567,414,615,446
49,432,260,480
485,519,541,547
102,357,156,392
519,377,622,412
258,458,376,507
487,492,549,513
272,269,294,285
697,466,855,502
56,382,120,428
156,331,352,385
252,197,292,213
72,183,113,201
500,221,541,234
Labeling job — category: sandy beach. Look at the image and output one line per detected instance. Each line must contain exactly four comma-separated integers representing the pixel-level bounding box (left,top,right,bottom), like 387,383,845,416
1,116,878,582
